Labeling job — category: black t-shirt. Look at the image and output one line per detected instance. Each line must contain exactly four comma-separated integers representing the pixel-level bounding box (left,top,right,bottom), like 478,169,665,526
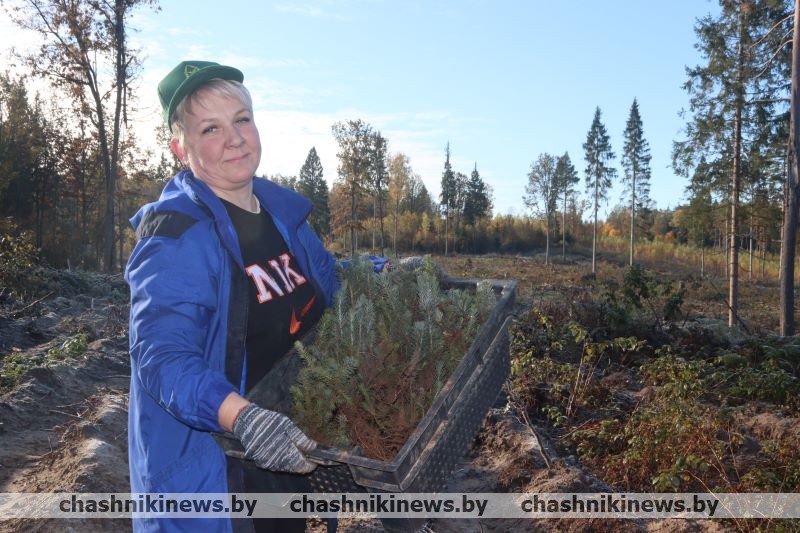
221,198,323,393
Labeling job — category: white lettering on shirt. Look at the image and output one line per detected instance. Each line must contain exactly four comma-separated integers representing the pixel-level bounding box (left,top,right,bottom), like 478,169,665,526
280,253,307,287
245,253,307,304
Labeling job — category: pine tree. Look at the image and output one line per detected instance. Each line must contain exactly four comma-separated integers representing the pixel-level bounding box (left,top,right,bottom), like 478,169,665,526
583,107,617,273
525,153,559,264
621,98,652,266
298,147,330,237
783,0,800,336
673,0,791,329
554,152,579,260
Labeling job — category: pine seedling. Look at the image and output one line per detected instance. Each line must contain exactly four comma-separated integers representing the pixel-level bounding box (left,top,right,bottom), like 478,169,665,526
291,255,496,460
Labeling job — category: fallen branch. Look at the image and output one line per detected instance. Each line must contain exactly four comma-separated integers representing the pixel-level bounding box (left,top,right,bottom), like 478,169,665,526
505,384,552,470
48,409,81,419
3,291,55,320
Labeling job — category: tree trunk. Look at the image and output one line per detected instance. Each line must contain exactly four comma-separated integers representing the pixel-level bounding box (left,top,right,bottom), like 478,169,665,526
728,7,745,328
630,167,636,266
562,190,567,261
748,220,753,282
392,203,398,259
592,176,599,273
545,215,550,265
444,208,449,256
701,243,705,278
780,0,800,336
350,186,357,257
378,201,385,257
725,225,730,280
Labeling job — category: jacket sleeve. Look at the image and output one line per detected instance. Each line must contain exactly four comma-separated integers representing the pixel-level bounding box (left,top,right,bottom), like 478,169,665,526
297,221,340,307
125,225,237,433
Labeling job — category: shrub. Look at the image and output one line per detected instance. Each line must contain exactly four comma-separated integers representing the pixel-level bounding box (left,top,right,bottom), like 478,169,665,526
0,218,40,298
600,264,686,336
571,352,730,492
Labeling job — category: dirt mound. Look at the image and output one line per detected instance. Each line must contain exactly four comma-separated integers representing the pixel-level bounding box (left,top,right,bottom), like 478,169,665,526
739,410,800,442
0,274,131,533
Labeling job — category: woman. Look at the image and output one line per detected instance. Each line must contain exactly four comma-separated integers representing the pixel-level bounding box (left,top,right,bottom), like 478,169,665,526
125,60,339,532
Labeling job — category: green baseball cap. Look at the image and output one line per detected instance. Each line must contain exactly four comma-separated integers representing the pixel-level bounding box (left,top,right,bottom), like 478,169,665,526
158,60,244,127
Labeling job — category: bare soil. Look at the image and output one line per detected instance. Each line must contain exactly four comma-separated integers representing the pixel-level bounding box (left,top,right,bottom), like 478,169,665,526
0,274,131,532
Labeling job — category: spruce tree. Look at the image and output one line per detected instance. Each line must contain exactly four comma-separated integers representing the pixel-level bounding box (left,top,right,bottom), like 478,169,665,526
621,98,652,266
452,171,468,249
298,147,330,238
440,142,457,255
554,152,579,260
463,163,491,225
583,107,616,273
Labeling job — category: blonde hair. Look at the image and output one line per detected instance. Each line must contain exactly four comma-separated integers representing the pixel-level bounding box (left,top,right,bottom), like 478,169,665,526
170,79,253,148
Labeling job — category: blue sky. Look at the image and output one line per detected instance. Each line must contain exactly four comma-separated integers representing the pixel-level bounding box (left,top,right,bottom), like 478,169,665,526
2,1,721,216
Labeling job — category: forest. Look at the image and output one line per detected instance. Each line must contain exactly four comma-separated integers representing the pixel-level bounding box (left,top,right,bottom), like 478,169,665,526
0,1,798,325
2,0,800,338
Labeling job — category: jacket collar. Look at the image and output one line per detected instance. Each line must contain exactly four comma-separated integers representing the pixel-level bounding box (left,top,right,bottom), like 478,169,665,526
130,169,314,268
252,176,313,230
141,169,313,226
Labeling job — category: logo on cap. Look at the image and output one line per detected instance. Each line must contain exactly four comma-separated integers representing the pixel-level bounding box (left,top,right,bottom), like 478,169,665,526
184,64,200,78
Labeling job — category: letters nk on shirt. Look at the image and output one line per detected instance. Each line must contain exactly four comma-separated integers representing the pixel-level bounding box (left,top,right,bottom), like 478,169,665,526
245,252,307,303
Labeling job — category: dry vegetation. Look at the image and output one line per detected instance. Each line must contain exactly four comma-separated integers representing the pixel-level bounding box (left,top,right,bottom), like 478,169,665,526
436,251,800,532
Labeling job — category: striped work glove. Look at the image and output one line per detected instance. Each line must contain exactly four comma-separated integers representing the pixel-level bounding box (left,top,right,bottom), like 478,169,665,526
232,404,317,474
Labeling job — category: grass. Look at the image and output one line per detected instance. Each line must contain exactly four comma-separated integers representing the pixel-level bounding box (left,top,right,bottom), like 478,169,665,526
586,235,783,283
0,333,88,391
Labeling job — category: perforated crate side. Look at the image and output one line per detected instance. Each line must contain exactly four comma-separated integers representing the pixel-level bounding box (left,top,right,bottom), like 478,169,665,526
399,316,511,493
308,463,365,493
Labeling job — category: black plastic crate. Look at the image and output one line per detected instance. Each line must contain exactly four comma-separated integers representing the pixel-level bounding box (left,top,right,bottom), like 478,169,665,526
230,277,516,530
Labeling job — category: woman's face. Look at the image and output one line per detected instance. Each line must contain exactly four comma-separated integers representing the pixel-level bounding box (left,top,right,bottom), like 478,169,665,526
171,87,262,195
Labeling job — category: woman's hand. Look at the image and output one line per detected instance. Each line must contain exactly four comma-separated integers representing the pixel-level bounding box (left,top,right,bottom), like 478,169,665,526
232,403,318,473
218,392,251,432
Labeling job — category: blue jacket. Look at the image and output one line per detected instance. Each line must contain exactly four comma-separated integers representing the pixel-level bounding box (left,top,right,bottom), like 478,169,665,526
125,170,339,532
